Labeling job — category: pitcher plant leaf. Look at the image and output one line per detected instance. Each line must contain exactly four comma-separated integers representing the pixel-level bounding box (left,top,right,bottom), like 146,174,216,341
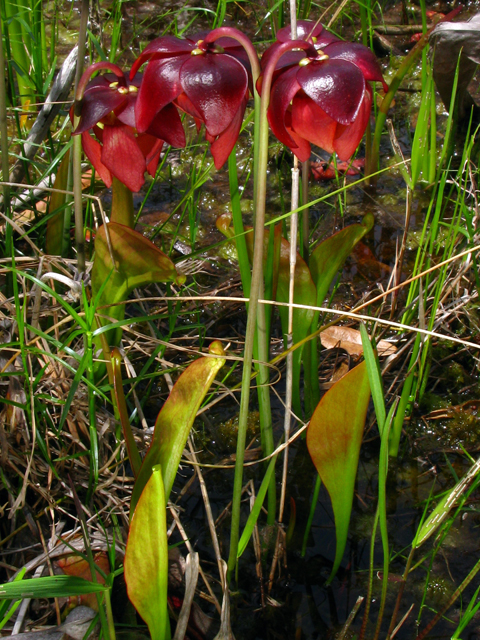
307,361,371,583
130,341,226,516
125,466,170,640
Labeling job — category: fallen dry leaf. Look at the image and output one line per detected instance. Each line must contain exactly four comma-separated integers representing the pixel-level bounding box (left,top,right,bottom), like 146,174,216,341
320,326,397,356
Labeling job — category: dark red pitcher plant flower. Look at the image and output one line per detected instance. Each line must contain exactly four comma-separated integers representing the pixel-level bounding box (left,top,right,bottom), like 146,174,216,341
260,21,389,161
130,30,253,168
73,62,186,192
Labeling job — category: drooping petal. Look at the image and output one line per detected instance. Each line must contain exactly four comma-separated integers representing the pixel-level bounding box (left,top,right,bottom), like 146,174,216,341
116,93,137,128
291,93,337,155
333,84,372,160
147,103,186,148
92,124,104,142
102,125,147,192
180,54,248,137
75,85,126,133
146,145,163,178
174,92,204,122
297,58,365,124
267,65,303,150
325,41,389,89
135,56,185,132
284,110,312,161
137,134,164,177
208,95,247,168
81,131,112,187
130,36,194,77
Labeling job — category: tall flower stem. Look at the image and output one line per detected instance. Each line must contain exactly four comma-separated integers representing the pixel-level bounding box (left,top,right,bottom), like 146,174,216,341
72,0,89,274
279,2,299,526
226,38,316,578
209,27,277,525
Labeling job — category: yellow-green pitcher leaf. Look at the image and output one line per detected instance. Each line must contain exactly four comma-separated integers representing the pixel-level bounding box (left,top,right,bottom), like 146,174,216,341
306,361,371,583
130,342,226,517
125,466,170,640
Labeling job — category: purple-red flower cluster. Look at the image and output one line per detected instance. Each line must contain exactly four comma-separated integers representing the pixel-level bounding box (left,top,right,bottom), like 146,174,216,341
73,63,185,192
73,33,251,191
261,20,389,161
73,22,388,191
131,33,251,169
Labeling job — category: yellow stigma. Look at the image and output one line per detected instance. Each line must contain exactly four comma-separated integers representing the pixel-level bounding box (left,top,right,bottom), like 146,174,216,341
109,81,119,89
299,57,311,66
191,48,204,55
118,86,128,94
316,50,329,61
128,85,138,93
312,36,317,43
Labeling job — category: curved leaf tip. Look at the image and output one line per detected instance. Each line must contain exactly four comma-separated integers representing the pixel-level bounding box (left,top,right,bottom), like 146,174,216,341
209,340,226,356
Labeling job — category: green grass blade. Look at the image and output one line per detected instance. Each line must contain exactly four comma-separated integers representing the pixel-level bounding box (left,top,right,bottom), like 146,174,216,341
0,576,108,599
360,323,386,435
237,453,278,558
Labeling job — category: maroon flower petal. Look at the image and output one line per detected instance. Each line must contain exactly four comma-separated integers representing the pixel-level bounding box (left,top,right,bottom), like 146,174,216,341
147,103,186,148
115,93,137,128
135,56,185,132
333,85,372,160
297,58,365,124
284,111,312,161
92,125,104,142
180,54,248,137
75,85,126,133
267,65,303,150
81,131,112,187
291,93,337,155
136,134,164,177
102,125,147,192
325,41,388,89
174,92,204,122
208,95,247,168
130,36,194,77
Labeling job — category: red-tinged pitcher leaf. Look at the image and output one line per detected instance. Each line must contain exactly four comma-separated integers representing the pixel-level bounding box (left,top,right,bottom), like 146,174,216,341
91,222,184,346
130,341,226,517
306,361,371,583
125,465,170,640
